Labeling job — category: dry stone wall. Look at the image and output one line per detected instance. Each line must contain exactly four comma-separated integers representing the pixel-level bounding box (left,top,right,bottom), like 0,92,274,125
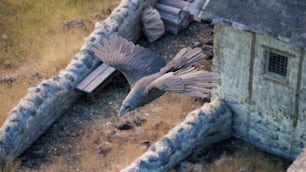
0,0,157,163
288,147,306,172
121,100,232,172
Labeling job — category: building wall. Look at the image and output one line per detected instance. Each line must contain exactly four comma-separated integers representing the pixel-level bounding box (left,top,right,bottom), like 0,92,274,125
213,23,305,159
213,23,253,141
295,49,306,153
250,33,300,159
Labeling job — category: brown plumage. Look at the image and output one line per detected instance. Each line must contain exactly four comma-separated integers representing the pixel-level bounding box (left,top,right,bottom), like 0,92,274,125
93,35,214,116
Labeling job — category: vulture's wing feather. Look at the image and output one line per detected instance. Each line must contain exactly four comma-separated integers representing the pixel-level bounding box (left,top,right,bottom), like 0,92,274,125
93,35,166,86
160,47,207,73
147,67,215,98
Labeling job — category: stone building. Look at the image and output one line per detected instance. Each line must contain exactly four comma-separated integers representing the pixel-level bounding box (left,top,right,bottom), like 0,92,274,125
188,0,306,160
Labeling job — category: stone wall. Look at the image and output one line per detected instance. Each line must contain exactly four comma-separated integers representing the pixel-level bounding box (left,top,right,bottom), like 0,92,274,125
121,100,232,172
213,23,305,159
249,33,301,159
288,147,306,172
212,23,253,141
0,0,157,163
295,48,306,154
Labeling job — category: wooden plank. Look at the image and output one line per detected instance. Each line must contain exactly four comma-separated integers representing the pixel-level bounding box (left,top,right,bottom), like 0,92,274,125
76,63,109,90
155,3,181,16
82,66,116,93
159,0,190,9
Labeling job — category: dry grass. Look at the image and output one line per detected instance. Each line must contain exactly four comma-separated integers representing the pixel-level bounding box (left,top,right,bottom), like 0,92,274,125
206,142,289,172
0,160,21,172
0,82,30,124
38,93,203,171
0,0,115,69
209,155,287,172
0,0,119,124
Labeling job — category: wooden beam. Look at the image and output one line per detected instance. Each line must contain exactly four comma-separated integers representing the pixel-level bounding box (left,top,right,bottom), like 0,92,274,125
76,63,107,90
159,11,180,25
82,66,116,93
155,3,181,16
178,11,193,28
76,63,116,93
159,0,190,9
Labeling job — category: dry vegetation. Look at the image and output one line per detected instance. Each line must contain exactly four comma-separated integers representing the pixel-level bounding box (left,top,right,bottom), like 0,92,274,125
193,139,290,172
35,93,204,172
0,0,119,124
0,160,21,172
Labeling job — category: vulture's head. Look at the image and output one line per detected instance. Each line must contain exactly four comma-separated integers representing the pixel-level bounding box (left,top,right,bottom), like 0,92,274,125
117,78,163,117
118,86,145,117
118,102,134,117
118,91,136,116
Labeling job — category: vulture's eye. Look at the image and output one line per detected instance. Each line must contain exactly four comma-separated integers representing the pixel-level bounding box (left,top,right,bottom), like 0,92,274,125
125,105,131,110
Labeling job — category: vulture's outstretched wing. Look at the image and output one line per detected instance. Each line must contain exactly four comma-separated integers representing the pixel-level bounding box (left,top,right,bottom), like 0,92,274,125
147,67,215,98
160,47,208,73
93,35,166,86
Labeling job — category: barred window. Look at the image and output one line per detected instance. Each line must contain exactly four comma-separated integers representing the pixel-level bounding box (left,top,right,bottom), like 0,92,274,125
265,50,288,77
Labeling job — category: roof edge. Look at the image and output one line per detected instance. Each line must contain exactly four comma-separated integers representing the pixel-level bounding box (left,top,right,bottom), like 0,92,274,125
196,8,306,50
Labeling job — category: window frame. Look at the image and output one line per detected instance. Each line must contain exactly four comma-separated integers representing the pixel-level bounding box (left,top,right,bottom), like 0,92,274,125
262,46,292,84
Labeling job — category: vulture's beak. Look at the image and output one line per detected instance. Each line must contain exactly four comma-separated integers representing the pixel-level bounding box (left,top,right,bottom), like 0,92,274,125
118,106,129,117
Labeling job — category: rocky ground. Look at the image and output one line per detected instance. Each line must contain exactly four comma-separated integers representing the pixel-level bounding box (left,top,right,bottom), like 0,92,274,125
16,22,291,172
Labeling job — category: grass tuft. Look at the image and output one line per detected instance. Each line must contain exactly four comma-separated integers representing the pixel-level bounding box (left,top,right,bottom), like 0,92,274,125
1,160,21,172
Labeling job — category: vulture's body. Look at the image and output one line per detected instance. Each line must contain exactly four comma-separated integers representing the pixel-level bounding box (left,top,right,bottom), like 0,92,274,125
93,35,214,116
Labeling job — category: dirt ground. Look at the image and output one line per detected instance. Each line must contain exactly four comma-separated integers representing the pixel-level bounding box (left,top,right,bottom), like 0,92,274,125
16,22,291,172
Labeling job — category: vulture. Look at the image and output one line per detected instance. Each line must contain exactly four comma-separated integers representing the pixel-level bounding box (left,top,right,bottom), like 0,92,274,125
93,35,214,117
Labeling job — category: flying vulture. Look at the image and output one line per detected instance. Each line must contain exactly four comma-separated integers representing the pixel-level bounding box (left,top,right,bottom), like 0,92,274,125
93,35,214,116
